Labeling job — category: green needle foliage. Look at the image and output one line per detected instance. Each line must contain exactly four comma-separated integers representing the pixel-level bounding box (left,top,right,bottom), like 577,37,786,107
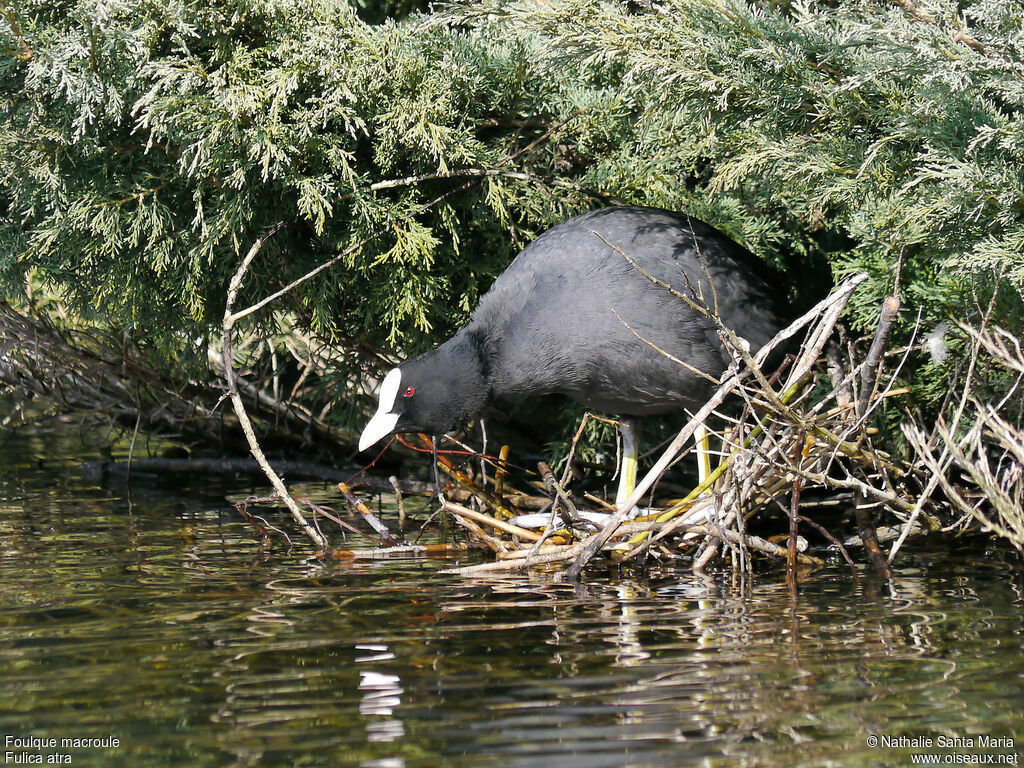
2,0,1022,446
4,2,537,340
478,0,1024,318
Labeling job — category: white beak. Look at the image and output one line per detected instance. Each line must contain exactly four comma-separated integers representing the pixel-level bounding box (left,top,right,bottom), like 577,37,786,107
358,368,402,452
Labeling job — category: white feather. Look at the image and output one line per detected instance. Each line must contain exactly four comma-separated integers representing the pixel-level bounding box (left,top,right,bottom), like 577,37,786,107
926,322,949,365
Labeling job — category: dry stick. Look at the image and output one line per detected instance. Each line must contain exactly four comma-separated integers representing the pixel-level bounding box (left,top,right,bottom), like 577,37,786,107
946,413,1024,543
389,475,407,531
498,544,575,560
785,464,916,515
338,482,400,546
445,509,508,554
687,524,822,566
826,344,853,410
857,296,901,421
563,274,867,580
558,415,593,487
222,222,328,549
904,424,995,533
338,543,473,559
441,501,541,541
616,284,859,567
295,497,378,542
443,540,590,576
443,519,679,578
786,425,809,583
797,515,858,574
629,233,857,442
234,498,273,548
691,538,721,572
445,521,822,577
907,418,1024,546
558,412,620,485
527,461,584,558
623,272,863,561
854,312,922,435
888,298,992,563
538,461,581,522
788,479,802,584
703,312,915,477
851,296,900,578
889,321,1023,561
608,234,890,474
967,324,1024,376
613,310,720,385
619,498,716,563
478,419,488,504
584,493,617,511
494,445,510,499
434,452,521,519
125,405,142,488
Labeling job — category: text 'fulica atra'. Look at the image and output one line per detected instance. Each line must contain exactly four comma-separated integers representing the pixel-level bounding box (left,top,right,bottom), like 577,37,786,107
359,206,786,504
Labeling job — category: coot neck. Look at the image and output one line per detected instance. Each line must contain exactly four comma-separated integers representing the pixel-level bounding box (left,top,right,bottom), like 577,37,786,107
430,329,493,421
462,328,493,386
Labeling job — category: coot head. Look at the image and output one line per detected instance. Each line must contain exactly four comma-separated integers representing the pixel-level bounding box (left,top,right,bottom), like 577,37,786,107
358,334,489,452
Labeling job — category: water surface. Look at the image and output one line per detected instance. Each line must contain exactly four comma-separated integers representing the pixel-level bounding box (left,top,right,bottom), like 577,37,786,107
1,419,1022,767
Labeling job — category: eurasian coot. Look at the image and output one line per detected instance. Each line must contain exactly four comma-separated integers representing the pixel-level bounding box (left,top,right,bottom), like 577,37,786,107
359,206,786,502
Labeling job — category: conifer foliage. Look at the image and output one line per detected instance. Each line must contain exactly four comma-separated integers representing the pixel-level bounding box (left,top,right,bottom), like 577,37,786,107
0,0,599,444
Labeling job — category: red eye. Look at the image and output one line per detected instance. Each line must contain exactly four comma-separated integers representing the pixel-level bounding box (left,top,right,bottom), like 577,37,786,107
403,386,415,398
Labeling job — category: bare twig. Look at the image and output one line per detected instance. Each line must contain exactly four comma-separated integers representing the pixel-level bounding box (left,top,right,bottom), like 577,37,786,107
857,296,900,422
222,222,328,549
338,483,400,546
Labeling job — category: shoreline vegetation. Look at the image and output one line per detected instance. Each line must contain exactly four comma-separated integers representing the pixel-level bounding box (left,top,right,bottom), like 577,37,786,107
6,230,1023,578
2,0,1022,576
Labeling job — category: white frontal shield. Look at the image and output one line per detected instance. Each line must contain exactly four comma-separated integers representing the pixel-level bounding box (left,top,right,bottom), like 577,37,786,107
358,368,402,452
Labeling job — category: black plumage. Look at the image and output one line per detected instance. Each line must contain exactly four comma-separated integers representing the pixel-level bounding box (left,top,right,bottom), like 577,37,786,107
359,206,786,452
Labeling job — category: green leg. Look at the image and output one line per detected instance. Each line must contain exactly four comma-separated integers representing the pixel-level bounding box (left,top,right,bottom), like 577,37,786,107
615,418,639,510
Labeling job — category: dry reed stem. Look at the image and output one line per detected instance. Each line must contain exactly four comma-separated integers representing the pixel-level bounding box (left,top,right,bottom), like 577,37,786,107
435,453,522,519
336,543,474,558
445,509,509,553
338,483,399,546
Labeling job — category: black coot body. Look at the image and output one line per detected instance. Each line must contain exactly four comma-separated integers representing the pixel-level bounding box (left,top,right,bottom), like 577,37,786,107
359,206,786,451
